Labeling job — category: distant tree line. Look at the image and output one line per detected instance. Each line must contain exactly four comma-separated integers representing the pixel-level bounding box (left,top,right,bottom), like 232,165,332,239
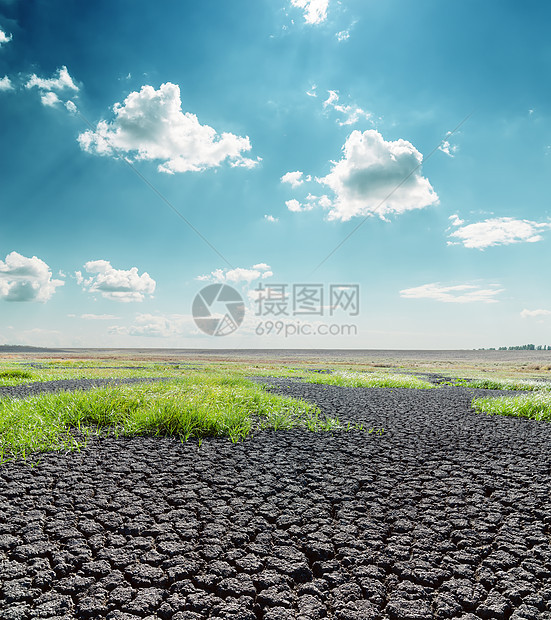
477,344,551,351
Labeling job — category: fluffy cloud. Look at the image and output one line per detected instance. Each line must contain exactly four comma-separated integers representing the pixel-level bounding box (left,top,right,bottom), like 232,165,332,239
25,66,79,108
291,0,329,24
281,170,306,188
400,282,503,304
317,130,438,221
0,76,13,91
26,66,79,92
110,313,189,338
323,90,371,126
520,309,551,319
0,251,64,302
0,28,12,46
80,314,120,320
197,263,273,284
264,214,279,223
78,82,259,173
285,196,321,212
438,140,457,157
449,217,551,249
77,260,155,302
336,30,350,42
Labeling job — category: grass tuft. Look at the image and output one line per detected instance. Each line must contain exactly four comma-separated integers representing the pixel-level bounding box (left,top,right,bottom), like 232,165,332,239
297,370,435,389
0,375,342,462
472,392,551,422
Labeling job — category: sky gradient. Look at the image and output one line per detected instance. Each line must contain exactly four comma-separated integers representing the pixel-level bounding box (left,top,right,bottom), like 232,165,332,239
1,0,550,349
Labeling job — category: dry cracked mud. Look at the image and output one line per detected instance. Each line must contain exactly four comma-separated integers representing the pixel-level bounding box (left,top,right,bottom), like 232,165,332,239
1,378,551,619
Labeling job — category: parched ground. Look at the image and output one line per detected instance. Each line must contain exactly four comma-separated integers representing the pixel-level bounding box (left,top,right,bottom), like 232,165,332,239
1,379,551,619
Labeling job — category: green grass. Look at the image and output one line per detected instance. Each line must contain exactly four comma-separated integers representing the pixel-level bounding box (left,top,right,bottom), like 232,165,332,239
0,375,346,463
0,368,33,385
472,391,551,422
294,370,435,389
445,377,551,391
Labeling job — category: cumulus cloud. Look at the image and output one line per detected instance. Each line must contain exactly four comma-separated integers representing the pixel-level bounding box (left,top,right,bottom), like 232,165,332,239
264,214,279,223
77,82,260,173
439,139,457,157
335,30,350,42
110,313,189,338
323,90,371,126
448,217,551,249
197,263,272,284
448,214,464,227
281,170,307,188
290,0,329,24
0,251,64,302
0,75,13,91
80,314,121,320
0,28,12,46
316,129,438,221
25,65,79,108
400,283,503,304
285,194,324,212
77,260,155,302
520,309,551,319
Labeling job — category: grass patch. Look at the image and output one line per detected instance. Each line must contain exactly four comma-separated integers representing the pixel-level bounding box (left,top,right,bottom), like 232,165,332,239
472,392,551,422
0,369,33,379
0,375,343,463
295,370,435,389
445,377,551,391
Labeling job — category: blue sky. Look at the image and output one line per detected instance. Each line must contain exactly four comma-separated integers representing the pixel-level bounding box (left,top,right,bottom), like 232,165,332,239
1,0,551,349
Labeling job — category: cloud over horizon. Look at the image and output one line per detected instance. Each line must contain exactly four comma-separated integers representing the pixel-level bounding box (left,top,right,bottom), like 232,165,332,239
78,82,260,173
197,263,273,284
400,282,503,304
0,251,64,302
448,216,551,249
76,260,155,302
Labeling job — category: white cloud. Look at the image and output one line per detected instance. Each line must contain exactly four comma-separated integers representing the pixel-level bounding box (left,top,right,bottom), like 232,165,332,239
78,260,156,302
198,264,272,284
65,100,77,114
286,198,314,212
25,66,79,108
448,217,551,249
336,30,350,42
0,251,64,302
317,129,439,221
0,29,12,46
281,170,306,188
438,139,458,157
323,90,371,126
40,91,61,107
110,313,189,338
0,76,13,91
521,309,551,319
290,0,329,24
26,65,79,93
400,282,503,304
80,313,121,320
264,214,279,223
78,82,260,173
306,85,318,98
448,214,464,227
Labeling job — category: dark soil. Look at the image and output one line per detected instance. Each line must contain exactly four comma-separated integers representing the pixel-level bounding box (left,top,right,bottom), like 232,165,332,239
1,379,550,619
